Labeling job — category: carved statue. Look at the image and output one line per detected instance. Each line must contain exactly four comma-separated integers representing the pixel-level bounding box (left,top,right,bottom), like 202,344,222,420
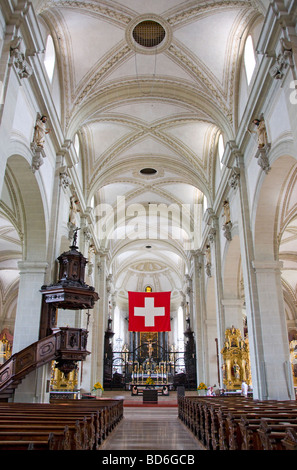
223,200,231,224
69,195,80,226
33,115,51,148
248,118,268,148
10,36,33,79
205,244,211,264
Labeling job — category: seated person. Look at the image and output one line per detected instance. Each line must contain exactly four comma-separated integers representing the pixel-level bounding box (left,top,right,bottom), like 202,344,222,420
132,385,138,396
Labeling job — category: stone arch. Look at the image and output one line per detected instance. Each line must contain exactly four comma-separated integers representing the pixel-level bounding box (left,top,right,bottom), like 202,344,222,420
251,153,297,399
6,154,47,262
4,154,48,353
253,154,297,261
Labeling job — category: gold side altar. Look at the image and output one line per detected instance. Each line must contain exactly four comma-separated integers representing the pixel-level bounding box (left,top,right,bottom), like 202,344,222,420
50,360,78,391
221,326,252,390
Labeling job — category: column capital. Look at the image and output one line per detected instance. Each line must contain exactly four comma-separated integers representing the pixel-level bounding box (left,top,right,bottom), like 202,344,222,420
252,260,283,272
221,298,244,307
17,261,48,274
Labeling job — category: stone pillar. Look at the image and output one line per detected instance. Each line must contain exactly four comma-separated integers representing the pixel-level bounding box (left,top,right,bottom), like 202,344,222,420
191,251,206,385
91,253,107,388
13,261,48,354
0,27,24,194
12,261,48,403
252,260,294,400
226,148,267,399
221,299,245,336
205,212,225,358
224,144,293,399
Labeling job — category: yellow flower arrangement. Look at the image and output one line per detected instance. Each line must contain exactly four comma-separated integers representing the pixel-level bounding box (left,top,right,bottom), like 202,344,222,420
92,382,104,391
197,382,207,390
145,377,155,385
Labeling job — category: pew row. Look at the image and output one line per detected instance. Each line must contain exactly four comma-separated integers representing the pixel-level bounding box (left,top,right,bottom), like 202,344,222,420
178,395,297,450
0,398,123,450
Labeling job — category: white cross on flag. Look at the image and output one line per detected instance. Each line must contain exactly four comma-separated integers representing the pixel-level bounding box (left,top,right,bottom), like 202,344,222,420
128,291,171,332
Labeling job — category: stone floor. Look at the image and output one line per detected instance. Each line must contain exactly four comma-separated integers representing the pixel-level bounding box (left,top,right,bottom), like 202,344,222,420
100,390,205,451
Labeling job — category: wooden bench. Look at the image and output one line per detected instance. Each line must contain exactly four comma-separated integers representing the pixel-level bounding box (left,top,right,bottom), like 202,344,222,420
0,398,123,450
282,427,297,450
257,419,297,450
178,395,297,451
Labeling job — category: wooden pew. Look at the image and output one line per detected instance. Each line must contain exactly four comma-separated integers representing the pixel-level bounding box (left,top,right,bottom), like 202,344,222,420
282,427,297,450
0,398,123,450
178,396,297,451
258,419,297,450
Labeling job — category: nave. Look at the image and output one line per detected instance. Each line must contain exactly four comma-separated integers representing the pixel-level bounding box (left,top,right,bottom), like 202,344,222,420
101,406,205,451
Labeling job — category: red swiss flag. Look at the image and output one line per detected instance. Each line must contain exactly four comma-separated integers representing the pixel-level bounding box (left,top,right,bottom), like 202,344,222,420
128,291,171,332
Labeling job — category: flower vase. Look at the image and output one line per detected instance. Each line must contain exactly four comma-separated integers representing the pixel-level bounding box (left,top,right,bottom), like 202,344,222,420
95,389,102,397
197,389,207,396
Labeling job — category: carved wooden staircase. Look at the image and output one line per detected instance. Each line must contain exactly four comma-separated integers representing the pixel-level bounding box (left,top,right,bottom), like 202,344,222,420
0,327,90,401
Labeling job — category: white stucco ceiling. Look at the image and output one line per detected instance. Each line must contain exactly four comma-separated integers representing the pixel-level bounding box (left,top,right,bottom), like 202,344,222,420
35,0,263,304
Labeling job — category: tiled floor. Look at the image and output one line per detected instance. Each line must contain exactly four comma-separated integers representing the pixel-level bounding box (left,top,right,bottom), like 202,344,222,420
100,391,205,450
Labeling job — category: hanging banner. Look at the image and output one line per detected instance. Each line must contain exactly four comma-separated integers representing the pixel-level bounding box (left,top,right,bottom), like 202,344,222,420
128,291,171,332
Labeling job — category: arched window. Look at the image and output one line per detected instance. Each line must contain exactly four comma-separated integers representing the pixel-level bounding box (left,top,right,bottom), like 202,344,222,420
244,35,256,85
44,35,55,82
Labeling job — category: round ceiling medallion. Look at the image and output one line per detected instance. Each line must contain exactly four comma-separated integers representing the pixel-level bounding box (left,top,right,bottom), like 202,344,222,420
126,15,172,54
132,21,166,48
140,168,157,175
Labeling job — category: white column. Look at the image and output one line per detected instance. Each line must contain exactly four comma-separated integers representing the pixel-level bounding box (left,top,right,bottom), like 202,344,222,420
13,261,48,354
252,260,294,400
12,261,48,403
91,253,107,388
228,149,267,400
0,28,22,195
191,251,206,384
207,215,225,369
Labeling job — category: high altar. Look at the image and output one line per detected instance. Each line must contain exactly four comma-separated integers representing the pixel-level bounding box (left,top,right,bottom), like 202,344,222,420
130,332,171,386
221,326,252,390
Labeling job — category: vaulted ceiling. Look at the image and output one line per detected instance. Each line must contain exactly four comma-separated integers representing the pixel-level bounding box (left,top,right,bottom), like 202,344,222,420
34,0,265,307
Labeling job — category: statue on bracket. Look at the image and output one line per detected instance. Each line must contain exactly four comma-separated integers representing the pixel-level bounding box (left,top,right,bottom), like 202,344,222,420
248,116,271,173
69,195,80,226
68,195,80,241
10,36,33,79
33,115,51,148
222,200,232,241
205,244,212,277
30,114,51,172
248,118,268,149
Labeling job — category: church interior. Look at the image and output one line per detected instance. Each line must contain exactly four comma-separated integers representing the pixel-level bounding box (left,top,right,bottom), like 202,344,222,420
0,0,297,452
